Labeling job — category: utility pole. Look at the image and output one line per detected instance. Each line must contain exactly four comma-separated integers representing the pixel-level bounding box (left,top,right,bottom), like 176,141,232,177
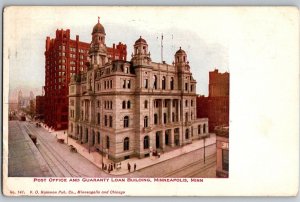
203,137,206,164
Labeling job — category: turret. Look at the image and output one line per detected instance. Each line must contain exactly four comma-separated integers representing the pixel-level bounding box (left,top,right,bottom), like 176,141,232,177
89,17,108,67
131,36,151,65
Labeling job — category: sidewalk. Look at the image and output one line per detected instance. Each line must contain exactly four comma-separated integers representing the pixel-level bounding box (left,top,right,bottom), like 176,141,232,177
40,123,216,176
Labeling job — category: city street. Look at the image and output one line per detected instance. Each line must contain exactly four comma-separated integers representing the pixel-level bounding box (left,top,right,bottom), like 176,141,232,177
9,120,216,178
10,121,110,177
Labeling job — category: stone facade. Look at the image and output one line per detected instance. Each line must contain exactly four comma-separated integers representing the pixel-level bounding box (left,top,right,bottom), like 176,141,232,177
68,19,209,162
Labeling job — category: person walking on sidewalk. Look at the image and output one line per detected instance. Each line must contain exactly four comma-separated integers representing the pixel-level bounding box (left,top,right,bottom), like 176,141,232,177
134,163,137,171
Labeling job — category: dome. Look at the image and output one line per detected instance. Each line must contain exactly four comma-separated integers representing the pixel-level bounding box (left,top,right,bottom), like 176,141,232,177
92,18,105,35
135,36,147,44
175,47,186,55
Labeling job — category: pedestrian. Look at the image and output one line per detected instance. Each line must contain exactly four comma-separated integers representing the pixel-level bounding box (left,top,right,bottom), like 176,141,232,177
134,163,137,171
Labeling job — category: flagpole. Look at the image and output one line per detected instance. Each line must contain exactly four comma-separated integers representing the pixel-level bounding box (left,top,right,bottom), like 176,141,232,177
161,33,163,62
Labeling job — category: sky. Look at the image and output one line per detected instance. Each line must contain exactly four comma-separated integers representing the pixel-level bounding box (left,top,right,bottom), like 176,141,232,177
4,7,233,100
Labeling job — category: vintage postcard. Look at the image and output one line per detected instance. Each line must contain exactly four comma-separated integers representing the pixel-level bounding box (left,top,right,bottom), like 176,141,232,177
2,6,299,196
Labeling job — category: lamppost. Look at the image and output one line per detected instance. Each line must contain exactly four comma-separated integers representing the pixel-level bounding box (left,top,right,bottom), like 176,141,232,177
101,137,104,170
203,136,206,164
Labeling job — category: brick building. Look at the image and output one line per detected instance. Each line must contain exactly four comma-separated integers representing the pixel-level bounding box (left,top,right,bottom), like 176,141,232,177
197,69,229,132
35,95,46,120
44,26,127,130
68,19,210,162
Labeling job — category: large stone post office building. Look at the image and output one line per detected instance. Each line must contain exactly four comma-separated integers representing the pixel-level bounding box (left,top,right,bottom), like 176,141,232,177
68,19,209,161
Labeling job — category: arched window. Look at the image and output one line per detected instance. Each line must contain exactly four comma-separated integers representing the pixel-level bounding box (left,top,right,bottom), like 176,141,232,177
154,114,158,125
104,115,108,126
97,113,101,125
198,125,201,134
162,76,166,90
185,112,188,122
185,100,188,107
144,100,148,109
127,80,131,88
153,75,157,89
144,136,149,149
163,113,167,124
170,77,174,90
144,116,148,128
97,132,100,144
172,112,175,122
124,116,129,128
203,124,206,133
110,101,112,109
106,136,110,149
191,100,193,107
109,116,112,127
124,137,129,151
144,79,148,89
127,100,131,109
122,101,126,109
185,128,189,139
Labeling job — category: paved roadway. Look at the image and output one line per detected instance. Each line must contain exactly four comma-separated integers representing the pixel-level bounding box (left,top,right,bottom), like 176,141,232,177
9,120,216,178
125,144,216,178
8,121,52,177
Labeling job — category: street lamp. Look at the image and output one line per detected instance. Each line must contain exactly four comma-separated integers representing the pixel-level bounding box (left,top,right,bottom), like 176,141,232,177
203,136,206,164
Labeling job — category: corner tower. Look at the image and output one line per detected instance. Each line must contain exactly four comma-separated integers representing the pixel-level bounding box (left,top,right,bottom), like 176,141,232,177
131,36,151,66
89,17,108,67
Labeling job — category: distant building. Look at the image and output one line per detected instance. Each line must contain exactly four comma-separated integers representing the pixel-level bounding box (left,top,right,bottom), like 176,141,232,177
215,126,229,178
197,69,229,132
43,28,127,130
68,19,210,162
17,90,31,109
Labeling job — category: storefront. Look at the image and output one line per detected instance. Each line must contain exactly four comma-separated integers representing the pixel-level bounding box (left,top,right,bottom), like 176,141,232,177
215,126,229,178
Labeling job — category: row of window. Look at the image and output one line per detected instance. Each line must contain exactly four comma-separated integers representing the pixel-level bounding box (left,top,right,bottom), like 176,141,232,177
122,101,131,109
93,99,193,111
70,109,75,118
185,83,194,92
122,79,131,89
104,80,113,89
104,101,113,110
143,75,174,90
96,113,126,128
